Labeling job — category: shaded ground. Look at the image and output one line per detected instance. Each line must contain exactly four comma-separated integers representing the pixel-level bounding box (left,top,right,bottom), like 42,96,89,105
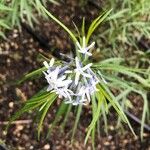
0,0,150,149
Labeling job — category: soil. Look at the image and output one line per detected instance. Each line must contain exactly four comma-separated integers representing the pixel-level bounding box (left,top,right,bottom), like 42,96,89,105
0,0,150,150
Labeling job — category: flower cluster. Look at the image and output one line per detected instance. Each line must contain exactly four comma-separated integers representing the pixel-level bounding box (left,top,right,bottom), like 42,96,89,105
43,37,101,105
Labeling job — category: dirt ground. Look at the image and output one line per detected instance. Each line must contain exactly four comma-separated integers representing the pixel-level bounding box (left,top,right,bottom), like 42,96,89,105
0,0,150,149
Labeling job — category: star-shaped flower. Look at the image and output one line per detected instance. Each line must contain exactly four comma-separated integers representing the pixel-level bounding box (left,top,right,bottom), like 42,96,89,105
43,58,55,70
77,86,91,102
76,36,95,56
43,54,100,106
53,87,74,102
74,57,92,85
43,65,72,90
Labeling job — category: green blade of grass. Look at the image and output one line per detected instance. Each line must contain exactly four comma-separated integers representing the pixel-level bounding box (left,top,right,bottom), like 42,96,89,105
41,5,77,43
6,90,53,130
46,101,68,138
0,3,12,11
71,105,82,142
37,93,57,139
0,20,10,29
17,67,46,84
86,9,112,43
84,92,103,145
98,83,136,137
60,104,72,131
91,95,98,150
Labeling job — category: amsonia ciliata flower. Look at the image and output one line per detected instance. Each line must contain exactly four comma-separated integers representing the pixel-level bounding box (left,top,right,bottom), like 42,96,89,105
43,38,106,105
74,57,92,85
76,36,95,56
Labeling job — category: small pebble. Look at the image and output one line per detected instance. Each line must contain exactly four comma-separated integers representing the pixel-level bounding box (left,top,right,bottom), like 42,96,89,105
17,125,24,131
29,145,34,149
9,102,14,108
43,144,50,150
104,141,110,146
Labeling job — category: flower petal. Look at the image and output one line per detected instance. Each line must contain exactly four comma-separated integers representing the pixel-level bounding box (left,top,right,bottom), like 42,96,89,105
83,36,86,48
49,58,55,67
86,42,95,51
43,61,49,69
76,41,82,50
82,63,92,71
75,72,80,85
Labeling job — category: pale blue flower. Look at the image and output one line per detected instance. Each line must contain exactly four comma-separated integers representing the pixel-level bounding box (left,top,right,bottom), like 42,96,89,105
43,58,55,69
74,57,92,85
76,36,95,56
43,47,102,105
43,61,73,102
53,87,74,102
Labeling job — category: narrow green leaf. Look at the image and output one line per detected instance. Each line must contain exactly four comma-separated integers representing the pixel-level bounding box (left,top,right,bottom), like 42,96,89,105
101,103,108,134
0,3,12,11
71,105,82,142
0,20,10,29
37,93,57,139
17,67,46,84
98,84,136,137
86,9,112,43
7,90,52,131
60,104,72,131
41,5,77,43
47,101,68,138
91,95,97,150
84,92,103,145
107,9,129,20
81,17,85,36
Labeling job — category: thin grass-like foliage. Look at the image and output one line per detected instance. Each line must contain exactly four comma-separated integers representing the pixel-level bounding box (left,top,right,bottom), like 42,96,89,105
7,2,150,149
